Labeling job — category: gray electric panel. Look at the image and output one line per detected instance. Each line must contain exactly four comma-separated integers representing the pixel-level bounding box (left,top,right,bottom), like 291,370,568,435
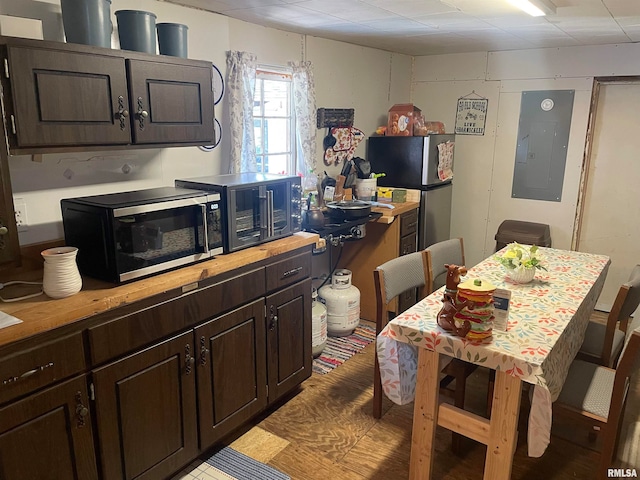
512,90,574,202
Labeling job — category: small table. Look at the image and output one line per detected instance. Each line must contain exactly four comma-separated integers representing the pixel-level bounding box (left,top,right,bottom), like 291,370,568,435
377,247,610,479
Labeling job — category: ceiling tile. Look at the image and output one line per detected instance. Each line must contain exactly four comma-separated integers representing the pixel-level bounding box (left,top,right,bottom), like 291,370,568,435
362,16,437,33
602,0,640,16
166,0,640,56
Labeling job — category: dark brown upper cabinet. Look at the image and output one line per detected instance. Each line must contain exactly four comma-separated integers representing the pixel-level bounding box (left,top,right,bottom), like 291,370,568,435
7,46,131,148
127,59,213,145
0,36,215,153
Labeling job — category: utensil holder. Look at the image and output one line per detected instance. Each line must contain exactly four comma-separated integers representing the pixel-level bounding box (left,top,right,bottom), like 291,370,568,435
355,178,377,201
42,247,82,299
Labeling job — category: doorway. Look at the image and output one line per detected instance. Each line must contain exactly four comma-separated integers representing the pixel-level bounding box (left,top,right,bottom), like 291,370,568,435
574,77,640,311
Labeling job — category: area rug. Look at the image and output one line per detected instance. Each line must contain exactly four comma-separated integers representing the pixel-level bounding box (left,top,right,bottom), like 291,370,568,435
312,323,376,374
205,446,290,480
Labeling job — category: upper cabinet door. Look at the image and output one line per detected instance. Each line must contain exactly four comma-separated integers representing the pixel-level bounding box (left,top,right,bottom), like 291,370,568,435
7,46,131,148
127,59,214,145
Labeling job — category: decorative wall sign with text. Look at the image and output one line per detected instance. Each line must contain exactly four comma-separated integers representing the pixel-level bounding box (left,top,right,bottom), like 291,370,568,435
455,93,488,135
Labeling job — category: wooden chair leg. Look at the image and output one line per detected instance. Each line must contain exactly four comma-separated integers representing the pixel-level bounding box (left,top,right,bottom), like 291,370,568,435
373,343,383,419
599,425,618,478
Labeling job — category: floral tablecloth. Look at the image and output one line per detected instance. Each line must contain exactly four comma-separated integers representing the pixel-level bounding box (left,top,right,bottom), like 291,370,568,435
377,247,610,457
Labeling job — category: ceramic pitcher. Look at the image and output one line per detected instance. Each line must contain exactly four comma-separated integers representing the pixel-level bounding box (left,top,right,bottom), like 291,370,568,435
42,247,82,299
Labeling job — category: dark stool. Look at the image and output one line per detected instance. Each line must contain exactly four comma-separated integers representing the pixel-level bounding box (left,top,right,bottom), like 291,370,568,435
495,220,551,252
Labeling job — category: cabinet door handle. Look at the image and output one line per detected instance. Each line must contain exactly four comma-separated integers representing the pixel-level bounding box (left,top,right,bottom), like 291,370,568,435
2,362,54,386
115,95,129,130
282,266,303,279
136,97,149,130
268,305,278,331
199,336,210,366
75,391,89,428
185,344,195,375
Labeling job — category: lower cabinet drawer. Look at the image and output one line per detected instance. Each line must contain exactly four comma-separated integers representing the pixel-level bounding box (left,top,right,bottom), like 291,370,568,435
399,233,417,256
0,332,85,405
400,209,418,237
88,267,266,365
266,252,311,292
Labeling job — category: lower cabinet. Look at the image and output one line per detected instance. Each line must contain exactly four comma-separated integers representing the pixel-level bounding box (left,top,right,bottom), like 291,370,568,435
266,278,312,404
91,278,312,479
0,248,313,480
338,207,419,321
92,331,198,480
196,298,268,449
0,375,98,480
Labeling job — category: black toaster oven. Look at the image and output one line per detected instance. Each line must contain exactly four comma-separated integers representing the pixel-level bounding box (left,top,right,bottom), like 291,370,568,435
175,173,302,253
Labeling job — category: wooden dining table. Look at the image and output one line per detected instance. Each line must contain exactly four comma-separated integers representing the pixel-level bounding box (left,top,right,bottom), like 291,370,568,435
376,247,610,479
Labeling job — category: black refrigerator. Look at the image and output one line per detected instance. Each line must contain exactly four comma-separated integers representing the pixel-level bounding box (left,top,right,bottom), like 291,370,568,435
367,134,455,250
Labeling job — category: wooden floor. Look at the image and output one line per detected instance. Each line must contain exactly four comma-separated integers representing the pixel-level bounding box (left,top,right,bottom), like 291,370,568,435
220,317,639,479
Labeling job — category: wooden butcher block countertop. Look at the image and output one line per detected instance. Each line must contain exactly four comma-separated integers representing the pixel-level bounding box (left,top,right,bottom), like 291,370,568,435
0,232,319,349
373,201,420,224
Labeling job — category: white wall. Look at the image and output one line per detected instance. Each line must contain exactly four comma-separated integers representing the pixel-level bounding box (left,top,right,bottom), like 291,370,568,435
412,44,640,266
1,0,412,245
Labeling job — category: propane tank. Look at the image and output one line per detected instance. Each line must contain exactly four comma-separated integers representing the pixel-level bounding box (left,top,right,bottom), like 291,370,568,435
318,269,360,337
311,288,327,357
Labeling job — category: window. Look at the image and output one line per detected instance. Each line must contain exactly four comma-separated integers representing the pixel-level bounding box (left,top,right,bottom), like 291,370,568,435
253,68,296,175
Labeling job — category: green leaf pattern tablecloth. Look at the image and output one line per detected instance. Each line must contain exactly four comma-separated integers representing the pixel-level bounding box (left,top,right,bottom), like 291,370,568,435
376,247,610,457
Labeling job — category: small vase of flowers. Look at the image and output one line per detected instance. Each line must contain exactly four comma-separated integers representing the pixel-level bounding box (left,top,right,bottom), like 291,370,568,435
495,242,546,284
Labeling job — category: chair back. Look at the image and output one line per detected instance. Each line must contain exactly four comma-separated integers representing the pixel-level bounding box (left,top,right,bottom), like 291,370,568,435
616,264,640,324
372,250,431,420
425,238,465,293
595,264,640,366
614,327,640,400
375,251,428,305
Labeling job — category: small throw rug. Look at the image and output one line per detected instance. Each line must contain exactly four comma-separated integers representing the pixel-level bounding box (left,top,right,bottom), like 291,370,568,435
206,446,290,480
312,323,376,374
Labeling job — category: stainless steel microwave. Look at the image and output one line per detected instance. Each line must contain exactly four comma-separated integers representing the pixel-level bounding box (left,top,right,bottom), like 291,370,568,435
175,173,302,253
61,187,223,283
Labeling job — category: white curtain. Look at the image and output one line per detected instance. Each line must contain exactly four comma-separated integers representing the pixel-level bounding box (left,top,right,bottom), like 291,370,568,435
289,61,317,175
226,51,257,173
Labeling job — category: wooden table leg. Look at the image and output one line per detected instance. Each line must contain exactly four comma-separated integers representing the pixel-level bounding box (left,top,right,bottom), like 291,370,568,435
484,370,522,480
409,348,441,480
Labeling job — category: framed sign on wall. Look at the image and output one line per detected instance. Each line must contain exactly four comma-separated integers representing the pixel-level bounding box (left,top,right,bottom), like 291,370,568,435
455,92,488,136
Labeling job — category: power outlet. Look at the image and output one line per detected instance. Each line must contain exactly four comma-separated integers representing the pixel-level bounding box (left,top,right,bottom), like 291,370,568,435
14,202,28,232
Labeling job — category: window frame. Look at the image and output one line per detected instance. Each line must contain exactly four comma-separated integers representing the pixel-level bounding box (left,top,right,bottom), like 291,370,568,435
253,67,296,175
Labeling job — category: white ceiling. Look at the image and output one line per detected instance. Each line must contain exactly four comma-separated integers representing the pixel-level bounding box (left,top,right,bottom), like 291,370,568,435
165,0,640,56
